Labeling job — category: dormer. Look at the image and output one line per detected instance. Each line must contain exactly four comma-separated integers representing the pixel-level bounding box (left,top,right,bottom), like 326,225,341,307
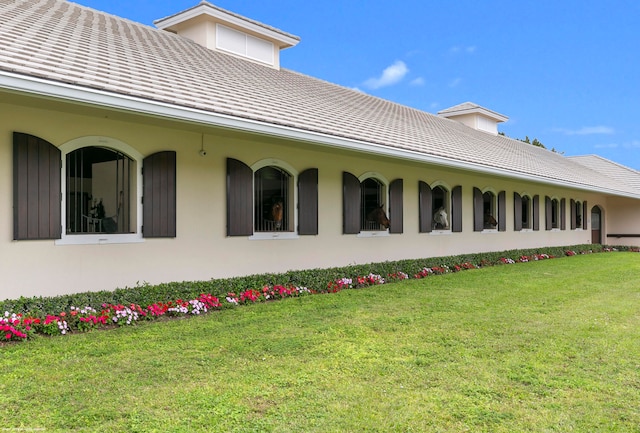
438,102,508,135
154,1,300,69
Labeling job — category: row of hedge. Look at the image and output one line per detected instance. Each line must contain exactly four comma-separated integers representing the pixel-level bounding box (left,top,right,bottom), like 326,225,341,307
1,243,632,316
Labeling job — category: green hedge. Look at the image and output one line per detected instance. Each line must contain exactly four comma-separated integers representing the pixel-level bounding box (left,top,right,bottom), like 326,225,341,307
0,243,629,315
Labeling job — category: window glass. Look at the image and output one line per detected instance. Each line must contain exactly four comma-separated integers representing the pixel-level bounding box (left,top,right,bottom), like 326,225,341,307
432,186,450,229
483,191,497,229
66,147,132,234
521,196,531,229
254,166,291,232
551,199,560,228
361,178,388,231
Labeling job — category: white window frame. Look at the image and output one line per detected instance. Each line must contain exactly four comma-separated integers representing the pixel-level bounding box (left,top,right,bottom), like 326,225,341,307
357,172,390,238
249,159,299,240
431,180,452,233
56,136,144,245
520,192,533,232
481,187,499,233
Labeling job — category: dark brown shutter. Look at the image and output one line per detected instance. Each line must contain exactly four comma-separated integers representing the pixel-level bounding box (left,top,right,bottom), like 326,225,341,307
226,158,252,236
498,191,506,232
545,196,552,230
560,198,566,230
570,199,576,230
473,187,483,232
418,181,433,233
532,195,540,231
143,151,176,238
343,171,361,234
13,132,61,240
514,192,522,231
451,185,462,232
582,201,588,230
298,168,318,235
389,179,403,234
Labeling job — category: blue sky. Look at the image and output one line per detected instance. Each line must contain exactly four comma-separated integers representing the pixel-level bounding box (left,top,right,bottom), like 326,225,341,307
74,0,640,170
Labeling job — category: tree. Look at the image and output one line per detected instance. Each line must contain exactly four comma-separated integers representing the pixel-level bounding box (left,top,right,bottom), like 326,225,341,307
499,132,563,154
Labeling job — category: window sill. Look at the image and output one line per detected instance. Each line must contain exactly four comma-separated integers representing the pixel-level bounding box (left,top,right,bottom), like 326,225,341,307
481,229,499,234
250,232,299,240
357,231,390,238
56,233,144,245
429,230,451,235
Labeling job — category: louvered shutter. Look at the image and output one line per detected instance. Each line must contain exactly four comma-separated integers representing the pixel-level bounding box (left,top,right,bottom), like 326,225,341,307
582,201,588,230
532,195,540,231
343,172,360,234
514,192,522,231
570,199,576,230
389,179,403,234
473,187,483,232
498,191,506,232
227,158,253,236
298,168,318,235
451,186,462,232
13,132,61,240
560,198,566,230
143,151,176,238
419,181,433,233
545,196,552,230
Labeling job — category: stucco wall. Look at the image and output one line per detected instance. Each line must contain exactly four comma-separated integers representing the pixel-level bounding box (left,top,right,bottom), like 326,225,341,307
0,99,628,299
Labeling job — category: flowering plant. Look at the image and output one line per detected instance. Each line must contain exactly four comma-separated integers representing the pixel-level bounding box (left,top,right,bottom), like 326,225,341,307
1,247,624,344
1,312,32,341
327,278,353,293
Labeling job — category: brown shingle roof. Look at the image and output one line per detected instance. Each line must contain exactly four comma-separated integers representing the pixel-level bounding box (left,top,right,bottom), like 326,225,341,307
0,0,637,197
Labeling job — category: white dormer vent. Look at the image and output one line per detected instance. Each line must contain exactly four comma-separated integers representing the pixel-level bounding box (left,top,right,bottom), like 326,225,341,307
154,1,300,69
438,102,508,135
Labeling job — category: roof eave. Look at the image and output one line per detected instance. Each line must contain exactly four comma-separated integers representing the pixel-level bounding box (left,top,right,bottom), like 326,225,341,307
154,2,300,48
2,70,636,200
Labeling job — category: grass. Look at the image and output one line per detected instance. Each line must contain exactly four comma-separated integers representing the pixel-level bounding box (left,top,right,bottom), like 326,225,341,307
1,253,639,432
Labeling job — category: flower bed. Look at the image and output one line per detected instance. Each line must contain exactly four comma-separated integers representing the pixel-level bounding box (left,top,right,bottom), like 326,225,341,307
1,244,636,344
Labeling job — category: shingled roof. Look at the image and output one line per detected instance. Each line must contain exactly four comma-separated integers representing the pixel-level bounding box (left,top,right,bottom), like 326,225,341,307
1,0,638,198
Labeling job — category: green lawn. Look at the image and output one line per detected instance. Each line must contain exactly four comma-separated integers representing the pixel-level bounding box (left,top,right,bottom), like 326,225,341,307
1,253,639,432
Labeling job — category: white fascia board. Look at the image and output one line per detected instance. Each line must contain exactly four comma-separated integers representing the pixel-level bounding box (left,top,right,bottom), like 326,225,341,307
2,70,637,200
155,3,299,48
440,107,508,123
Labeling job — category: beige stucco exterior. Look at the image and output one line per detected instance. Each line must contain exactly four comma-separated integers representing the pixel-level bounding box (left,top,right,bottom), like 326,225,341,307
2,95,627,300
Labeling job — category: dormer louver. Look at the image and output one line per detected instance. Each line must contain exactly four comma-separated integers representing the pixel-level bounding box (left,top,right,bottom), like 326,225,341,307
438,102,508,135
154,1,300,69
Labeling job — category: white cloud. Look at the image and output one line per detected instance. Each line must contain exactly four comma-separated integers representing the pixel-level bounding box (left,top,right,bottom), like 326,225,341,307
448,77,462,88
410,77,425,86
623,140,640,149
554,126,615,135
363,60,409,89
593,143,619,149
449,45,476,54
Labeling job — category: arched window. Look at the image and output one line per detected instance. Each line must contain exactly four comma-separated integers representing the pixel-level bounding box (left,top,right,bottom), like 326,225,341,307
514,193,532,230
545,196,566,230
474,187,504,231
254,165,292,232
483,191,497,229
66,146,133,234
343,172,401,235
226,158,318,238
419,181,461,233
571,199,583,230
361,177,387,231
432,185,450,230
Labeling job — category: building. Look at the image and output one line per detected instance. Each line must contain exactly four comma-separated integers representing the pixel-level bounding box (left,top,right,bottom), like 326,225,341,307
1,0,639,299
